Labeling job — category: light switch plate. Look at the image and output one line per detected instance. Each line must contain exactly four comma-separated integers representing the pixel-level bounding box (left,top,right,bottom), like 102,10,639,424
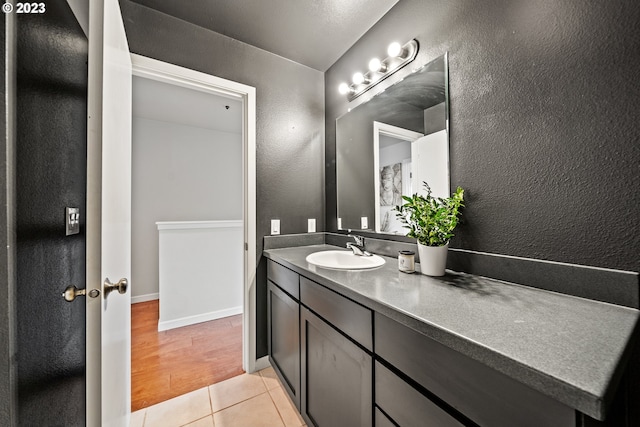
337,218,342,230
271,219,280,235
307,218,316,233
66,207,80,236
361,216,368,229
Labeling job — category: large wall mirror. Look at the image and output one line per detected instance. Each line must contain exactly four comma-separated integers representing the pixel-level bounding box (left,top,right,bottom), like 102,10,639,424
336,53,449,235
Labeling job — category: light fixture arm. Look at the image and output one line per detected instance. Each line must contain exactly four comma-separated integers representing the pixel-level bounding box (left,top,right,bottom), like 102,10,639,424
343,39,419,101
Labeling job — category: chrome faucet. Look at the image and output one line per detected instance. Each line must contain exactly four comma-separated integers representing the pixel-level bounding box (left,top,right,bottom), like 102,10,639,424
347,235,372,256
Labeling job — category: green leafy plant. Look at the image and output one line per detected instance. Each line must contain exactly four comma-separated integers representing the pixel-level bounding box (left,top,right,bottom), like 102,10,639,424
394,183,464,247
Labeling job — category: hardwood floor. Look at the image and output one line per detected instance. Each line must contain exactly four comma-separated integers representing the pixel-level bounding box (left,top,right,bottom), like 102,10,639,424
131,300,244,411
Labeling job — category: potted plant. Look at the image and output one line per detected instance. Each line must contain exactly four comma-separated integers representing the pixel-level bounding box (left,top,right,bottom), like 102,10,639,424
394,183,464,276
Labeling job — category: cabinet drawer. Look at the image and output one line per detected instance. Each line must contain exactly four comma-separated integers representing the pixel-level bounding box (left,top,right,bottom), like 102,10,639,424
300,276,372,351
376,362,464,427
267,260,299,299
374,408,396,427
375,313,575,427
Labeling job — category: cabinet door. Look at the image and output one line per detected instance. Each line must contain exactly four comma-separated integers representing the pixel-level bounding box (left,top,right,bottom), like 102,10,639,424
268,281,300,408
301,307,372,427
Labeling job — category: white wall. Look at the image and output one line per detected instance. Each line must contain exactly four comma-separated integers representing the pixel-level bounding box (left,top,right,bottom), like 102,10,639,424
157,221,243,330
132,116,242,299
379,135,411,169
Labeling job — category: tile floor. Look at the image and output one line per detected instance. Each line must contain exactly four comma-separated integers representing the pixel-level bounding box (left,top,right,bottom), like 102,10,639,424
130,367,306,427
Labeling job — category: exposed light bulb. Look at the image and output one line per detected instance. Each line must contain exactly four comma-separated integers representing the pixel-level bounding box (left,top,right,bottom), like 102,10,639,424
387,42,404,58
338,83,351,95
339,40,418,100
368,58,386,73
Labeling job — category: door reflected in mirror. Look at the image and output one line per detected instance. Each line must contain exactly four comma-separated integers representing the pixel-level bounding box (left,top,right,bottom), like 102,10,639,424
374,122,419,234
336,53,449,235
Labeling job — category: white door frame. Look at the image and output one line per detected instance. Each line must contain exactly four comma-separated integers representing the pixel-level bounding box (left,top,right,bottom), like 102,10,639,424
130,54,260,373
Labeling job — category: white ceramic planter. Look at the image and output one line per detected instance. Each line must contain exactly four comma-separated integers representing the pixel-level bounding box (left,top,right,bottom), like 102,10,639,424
417,242,449,276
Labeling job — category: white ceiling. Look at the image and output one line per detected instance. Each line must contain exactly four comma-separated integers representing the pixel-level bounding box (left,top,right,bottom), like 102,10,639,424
129,0,399,71
132,75,243,133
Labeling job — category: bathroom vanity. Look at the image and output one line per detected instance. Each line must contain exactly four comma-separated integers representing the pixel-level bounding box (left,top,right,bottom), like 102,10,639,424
264,243,639,427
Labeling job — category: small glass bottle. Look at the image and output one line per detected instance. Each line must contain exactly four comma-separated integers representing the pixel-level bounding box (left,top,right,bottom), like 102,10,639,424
398,250,415,273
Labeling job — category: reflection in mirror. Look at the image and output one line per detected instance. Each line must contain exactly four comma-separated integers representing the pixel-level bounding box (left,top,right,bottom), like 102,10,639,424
374,122,421,233
336,53,449,235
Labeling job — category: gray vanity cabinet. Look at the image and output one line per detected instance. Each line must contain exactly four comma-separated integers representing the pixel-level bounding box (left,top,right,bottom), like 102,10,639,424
267,262,300,408
267,258,580,427
267,260,374,427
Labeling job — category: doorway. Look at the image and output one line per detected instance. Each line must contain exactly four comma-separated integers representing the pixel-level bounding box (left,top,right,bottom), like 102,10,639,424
129,54,258,410
373,122,423,234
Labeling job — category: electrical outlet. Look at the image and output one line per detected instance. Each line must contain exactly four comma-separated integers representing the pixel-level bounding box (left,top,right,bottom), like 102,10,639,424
361,216,368,229
271,219,280,235
337,218,342,230
308,218,316,233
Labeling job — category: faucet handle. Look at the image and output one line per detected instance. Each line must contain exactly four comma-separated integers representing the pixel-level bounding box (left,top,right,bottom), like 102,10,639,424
348,234,364,246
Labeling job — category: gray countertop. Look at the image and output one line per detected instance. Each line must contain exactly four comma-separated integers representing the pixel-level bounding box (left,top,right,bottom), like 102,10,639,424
263,244,639,421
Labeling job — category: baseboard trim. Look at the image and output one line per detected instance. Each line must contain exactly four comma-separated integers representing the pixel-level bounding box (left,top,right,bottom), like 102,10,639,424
131,293,159,304
158,306,243,331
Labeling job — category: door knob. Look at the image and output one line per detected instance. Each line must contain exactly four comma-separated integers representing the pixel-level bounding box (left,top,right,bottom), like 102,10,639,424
104,277,128,297
62,285,100,302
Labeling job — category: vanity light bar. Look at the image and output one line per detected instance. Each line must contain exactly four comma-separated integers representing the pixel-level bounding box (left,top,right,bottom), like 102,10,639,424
339,39,419,101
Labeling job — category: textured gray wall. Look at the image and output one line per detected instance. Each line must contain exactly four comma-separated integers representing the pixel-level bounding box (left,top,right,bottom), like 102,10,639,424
15,4,88,424
1,11,17,427
0,14,8,425
326,0,640,274
326,2,640,424
119,0,325,357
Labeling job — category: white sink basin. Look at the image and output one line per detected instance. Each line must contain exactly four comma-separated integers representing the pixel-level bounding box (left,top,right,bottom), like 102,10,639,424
306,250,385,270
